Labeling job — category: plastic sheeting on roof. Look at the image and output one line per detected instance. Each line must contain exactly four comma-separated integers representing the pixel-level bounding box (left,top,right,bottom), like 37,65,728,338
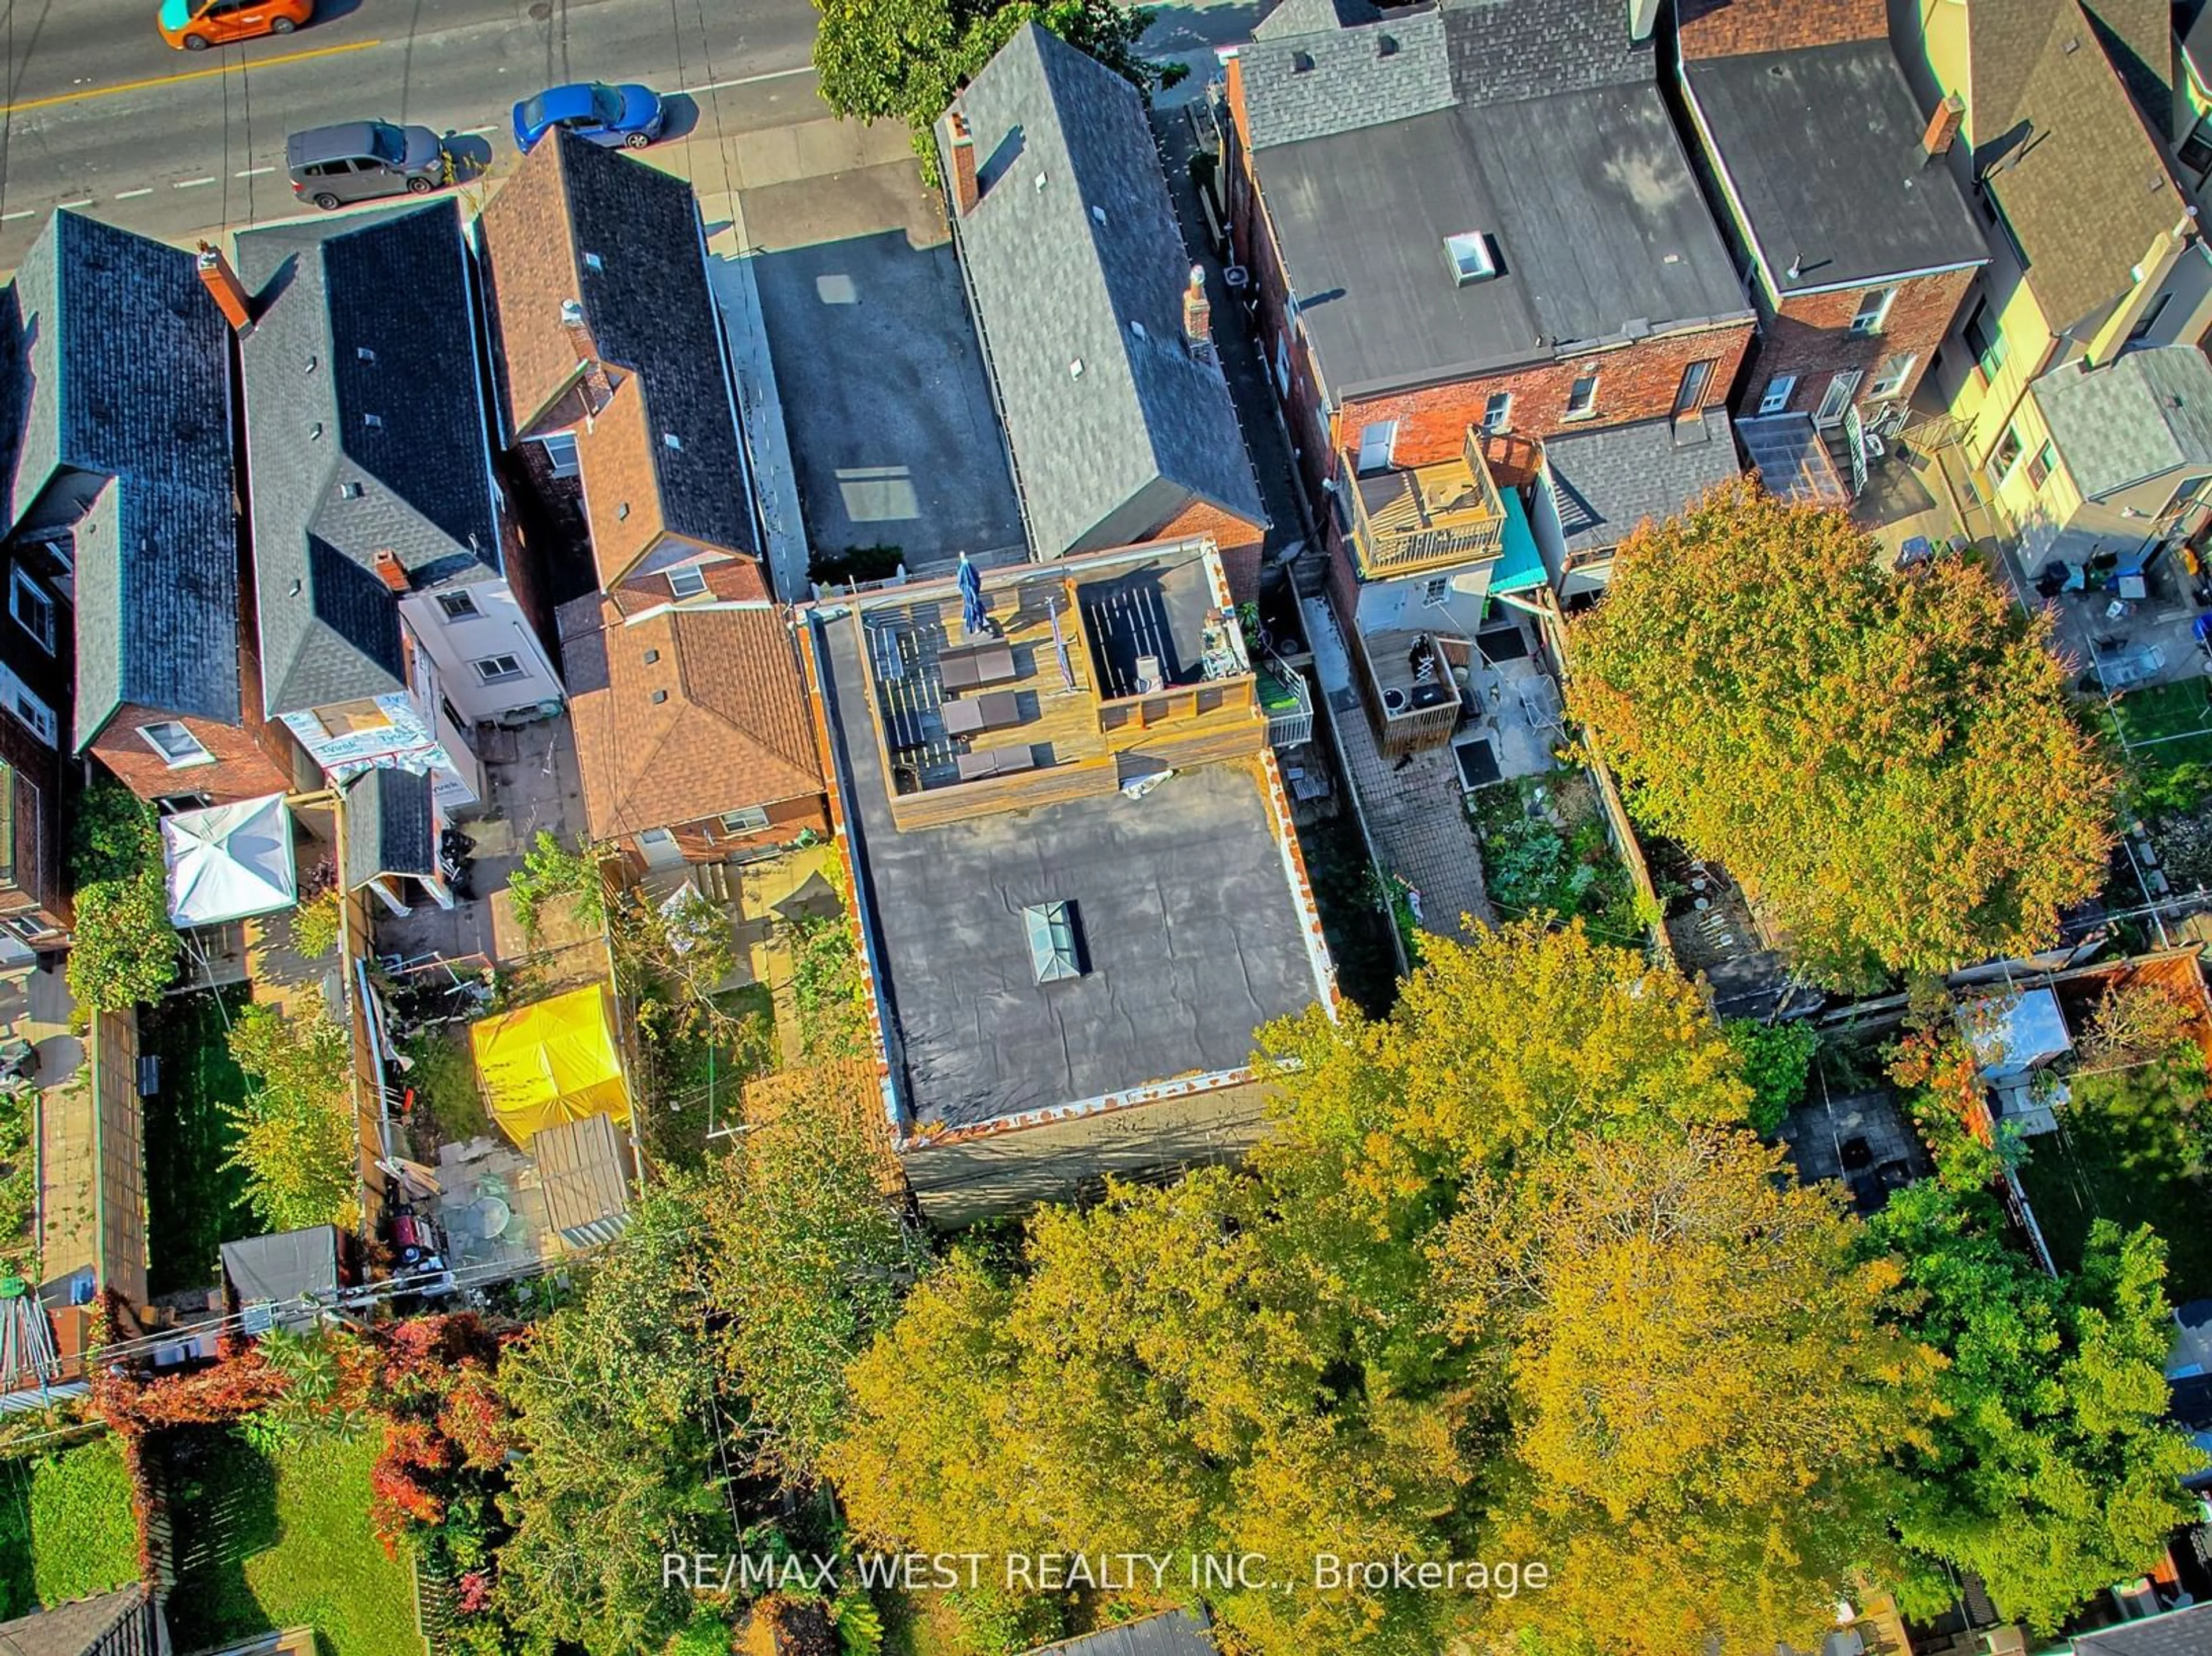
161,794,298,927
469,984,631,1147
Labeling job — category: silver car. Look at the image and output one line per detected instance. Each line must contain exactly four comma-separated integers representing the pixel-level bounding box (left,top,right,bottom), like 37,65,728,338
287,121,449,211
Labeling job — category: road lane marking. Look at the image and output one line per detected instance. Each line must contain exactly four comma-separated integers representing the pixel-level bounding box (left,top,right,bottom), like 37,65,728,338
0,39,382,118
688,65,815,94
237,166,274,177
175,176,216,188
115,187,154,198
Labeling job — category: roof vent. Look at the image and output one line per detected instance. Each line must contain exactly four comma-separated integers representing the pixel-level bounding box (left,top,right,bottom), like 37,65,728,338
357,346,376,363
643,649,661,664
1291,49,1315,71
1130,320,1147,339
1069,359,1085,378
1023,900,1085,983
338,482,363,500
1444,231,1497,285
1377,33,1398,56
1035,170,1048,191
309,422,324,441
663,431,682,451
1090,204,1107,225
303,355,317,374
650,688,668,704
363,413,383,430
617,501,631,520
584,251,604,271
2062,32,2080,50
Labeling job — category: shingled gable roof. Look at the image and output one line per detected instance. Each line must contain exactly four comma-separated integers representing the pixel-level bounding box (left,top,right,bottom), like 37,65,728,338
476,130,757,575
237,201,501,718
558,593,821,842
1251,0,1380,39
1968,0,2190,338
941,24,1266,562
0,1584,161,1656
1,212,240,748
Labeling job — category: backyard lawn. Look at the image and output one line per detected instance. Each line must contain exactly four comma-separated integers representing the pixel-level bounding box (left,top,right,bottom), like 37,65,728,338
139,986,257,1294
0,1436,140,1619
165,1426,418,1656
2014,1047,2212,1303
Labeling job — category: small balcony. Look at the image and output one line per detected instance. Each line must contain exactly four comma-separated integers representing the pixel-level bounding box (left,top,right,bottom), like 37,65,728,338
1257,654,1313,748
1343,426,1507,580
1355,627,1461,757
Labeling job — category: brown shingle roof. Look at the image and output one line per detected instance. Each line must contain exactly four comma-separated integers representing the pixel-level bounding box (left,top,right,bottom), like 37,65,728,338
1973,0,2188,336
559,596,823,842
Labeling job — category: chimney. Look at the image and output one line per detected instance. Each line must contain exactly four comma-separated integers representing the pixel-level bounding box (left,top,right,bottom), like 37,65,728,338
196,241,252,332
1922,93,1965,159
1628,0,1660,43
1182,264,1211,352
372,550,410,593
559,298,615,415
946,112,979,217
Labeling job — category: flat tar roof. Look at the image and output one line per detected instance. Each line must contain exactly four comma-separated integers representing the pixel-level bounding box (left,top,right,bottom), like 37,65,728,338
816,613,1328,1135
1255,87,1748,397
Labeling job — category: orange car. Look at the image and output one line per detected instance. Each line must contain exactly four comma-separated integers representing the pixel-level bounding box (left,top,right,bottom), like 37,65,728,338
157,0,312,51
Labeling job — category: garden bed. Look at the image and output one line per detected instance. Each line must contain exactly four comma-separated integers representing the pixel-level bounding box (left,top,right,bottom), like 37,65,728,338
163,1425,419,1656
1466,768,1642,948
2012,1047,2212,1302
0,1436,140,1619
139,986,257,1295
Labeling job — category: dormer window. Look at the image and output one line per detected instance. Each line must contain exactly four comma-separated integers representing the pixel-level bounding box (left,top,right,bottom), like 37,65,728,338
1445,232,1496,285
666,565,708,599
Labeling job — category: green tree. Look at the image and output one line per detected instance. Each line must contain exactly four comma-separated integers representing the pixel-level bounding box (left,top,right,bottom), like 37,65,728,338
507,832,605,940
495,1193,730,1654
1869,1161,2207,1633
225,1005,359,1231
1726,1017,1820,1135
812,0,1180,180
1565,482,2116,988
66,779,180,1011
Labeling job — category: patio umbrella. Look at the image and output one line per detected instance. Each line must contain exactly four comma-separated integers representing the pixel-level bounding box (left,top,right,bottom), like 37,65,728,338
957,551,989,638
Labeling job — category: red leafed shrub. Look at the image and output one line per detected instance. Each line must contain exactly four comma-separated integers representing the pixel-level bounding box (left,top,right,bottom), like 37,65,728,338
436,1368,512,1472
370,1419,453,1545
457,1570,493,1614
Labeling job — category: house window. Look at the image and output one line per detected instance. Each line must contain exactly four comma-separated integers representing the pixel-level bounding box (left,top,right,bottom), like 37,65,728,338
1565,373,1599,419
472,654,526,684
1757,375,1796,415
719,805,771,835
1869,353,1917,400
1444,231,1497,285
539,431,581,479
1022,899,1085,983
1273,333,1291,397
1421,577,1450,606
1673,359,1717,416
1990,424,2025,479
666,565,709,600
1849,286,1896,335
137,721,214,767
435,591,481,622
2025,441,2057,490
2166,473,2212,517
9,567,54,653
1482,392,1512,432
7,688,54,748
2182,113,2212,175
1964,298,2007,381
2128,290,2173,346
1355,420,1397,473
4,914,47,942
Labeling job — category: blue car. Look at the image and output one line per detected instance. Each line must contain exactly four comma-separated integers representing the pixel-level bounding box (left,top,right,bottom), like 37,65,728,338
513,82,665,153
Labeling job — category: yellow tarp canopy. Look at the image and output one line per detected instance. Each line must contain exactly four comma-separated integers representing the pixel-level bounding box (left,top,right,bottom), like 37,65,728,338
469,984,631,1146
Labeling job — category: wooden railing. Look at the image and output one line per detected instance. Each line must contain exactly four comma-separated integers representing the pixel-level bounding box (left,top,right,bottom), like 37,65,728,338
1343,426,1508,578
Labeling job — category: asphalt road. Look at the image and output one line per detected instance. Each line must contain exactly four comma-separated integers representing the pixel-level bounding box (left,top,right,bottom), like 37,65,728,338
0,0,820,268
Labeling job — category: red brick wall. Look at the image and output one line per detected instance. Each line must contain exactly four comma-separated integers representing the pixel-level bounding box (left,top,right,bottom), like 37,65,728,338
1740,267,1975,420
1679,0,1885,57
1338,325,1753,472
91,702,294,806
1152,498,1265,601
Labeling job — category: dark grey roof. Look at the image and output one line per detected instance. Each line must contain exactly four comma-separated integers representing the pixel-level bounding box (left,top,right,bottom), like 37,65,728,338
816,613,1325,1134
945,24,1266,560
1545,416,1741,554
1438,0,1655,103
1022,1612,1218,1656
2071,1605,2212,1656
0,1586,159,1656
548,131,757,556
237,201,499,716
1251,0,1380,39
1684,43,1986,293
342,764,434,889
221,1223,342,1305
1237,12,1457,148
1255,88,1749,397
2033,346,2212,499
2,213,239,747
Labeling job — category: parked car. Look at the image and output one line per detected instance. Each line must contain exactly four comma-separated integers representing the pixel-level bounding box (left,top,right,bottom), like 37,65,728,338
157,0,312,50
287,122,450,211
512,82,665,152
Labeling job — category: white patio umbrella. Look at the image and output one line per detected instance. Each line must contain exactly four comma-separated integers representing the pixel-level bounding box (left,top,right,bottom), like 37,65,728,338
161,793,298,927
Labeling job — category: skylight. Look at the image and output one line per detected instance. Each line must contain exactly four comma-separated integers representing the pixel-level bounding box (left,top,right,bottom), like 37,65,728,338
1445,231,1497,285
1023,900,1085,984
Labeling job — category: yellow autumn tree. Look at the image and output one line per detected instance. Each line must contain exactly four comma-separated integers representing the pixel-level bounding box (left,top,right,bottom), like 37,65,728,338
1565,481,2116,988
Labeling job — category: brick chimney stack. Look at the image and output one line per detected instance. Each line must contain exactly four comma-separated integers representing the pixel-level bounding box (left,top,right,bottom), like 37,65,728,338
1923,92,1965,158
196,241,252,332
947,113,979,217
1182,264,1211,353
372,550,411,593
559,298,615,415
